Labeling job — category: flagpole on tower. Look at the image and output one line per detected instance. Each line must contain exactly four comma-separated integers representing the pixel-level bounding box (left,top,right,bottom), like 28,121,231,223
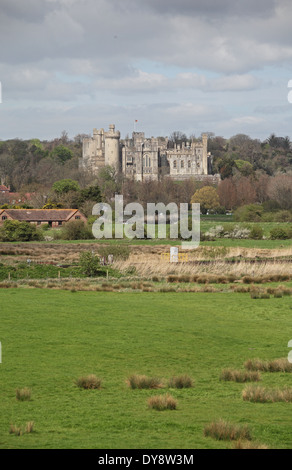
134,120,138,132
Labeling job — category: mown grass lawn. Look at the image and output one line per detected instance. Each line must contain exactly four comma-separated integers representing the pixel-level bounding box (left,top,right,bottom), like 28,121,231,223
0,289,292,449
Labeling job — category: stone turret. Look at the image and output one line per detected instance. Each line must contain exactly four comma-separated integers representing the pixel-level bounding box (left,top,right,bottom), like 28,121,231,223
202,133,208,175
104,124,120,171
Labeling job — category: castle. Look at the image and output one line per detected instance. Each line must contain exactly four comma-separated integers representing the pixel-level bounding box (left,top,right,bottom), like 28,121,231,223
80,124,216,181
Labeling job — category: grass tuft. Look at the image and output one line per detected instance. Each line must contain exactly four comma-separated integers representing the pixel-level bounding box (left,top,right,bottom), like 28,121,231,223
127,374,163,389
75,375,102,390
147,394,177,411
220,369,261,383
203,419,252,441
242,385,292,403
233,440,269,449
168,374,194,388
16,388,31,402
244,358,292,373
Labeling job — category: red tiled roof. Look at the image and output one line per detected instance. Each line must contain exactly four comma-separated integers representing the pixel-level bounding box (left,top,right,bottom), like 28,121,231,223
0,185,10,191
1,209,83,222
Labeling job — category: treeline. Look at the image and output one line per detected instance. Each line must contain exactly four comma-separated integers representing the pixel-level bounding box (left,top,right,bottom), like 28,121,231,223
0,131,89,193
0,131,292,214
208,133,292,177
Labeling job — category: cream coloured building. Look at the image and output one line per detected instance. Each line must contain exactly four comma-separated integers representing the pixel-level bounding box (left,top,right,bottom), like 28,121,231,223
80,125,215,181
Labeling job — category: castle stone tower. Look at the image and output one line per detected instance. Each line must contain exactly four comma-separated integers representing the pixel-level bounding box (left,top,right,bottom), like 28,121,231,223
202,133,208,175
104,124,120,172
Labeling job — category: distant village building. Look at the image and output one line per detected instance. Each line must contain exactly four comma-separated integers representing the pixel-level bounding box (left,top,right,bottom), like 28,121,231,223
80,124,218,182
0,209,87,228
0,184,35,205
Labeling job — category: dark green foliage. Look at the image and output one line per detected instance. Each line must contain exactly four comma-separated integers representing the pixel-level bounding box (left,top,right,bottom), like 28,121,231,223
270,227,289,240
52,179,80,194
250,225,263,240
0,264,82,281
80,185,102,203
60,220,94,240
79,251,101,277
234,204,264,222
50,145,73,164
0,220,43,242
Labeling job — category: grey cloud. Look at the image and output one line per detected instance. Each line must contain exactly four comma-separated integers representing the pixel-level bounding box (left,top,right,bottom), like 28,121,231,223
121,0,276,17
0,0,55,22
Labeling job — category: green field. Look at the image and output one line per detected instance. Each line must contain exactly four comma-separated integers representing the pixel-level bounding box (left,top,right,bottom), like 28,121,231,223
1,289,292,449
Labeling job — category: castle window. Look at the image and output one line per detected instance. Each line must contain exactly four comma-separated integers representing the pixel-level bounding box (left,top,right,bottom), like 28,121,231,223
188,160,191,168
181,160,184,168
173,160,177,169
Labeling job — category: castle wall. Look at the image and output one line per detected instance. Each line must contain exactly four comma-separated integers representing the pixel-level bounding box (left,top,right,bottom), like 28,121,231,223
80,125,213,182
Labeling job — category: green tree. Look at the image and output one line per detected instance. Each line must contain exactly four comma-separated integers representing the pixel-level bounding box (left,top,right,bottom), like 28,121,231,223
190,186,220,214
61,220,93,240
80,184,102,203
79,251,100,276
50,145,73,164
52,179,80,194
0,220,43,242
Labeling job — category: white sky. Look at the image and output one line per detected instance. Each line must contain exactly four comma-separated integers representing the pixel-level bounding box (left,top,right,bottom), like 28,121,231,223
0,0,292,141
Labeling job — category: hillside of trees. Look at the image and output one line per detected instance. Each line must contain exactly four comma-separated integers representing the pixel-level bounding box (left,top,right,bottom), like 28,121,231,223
0,131,292,214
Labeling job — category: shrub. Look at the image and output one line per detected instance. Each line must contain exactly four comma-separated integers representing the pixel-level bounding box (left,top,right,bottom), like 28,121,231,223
127,374,163,389
147,394,177,411
270,227,289,240
203,419,252,441
168,374,194,388
234,204,264,222
250,225,263,240
16,387,31,401
0,220,43,242
220,369,261,383
61,220,93,240
205,225,224,238
273,210,292,222
229,225,251,239
79,251,100,277
75,374,102,389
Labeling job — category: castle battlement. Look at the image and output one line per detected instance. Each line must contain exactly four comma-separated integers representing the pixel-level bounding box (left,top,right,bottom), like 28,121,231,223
80,125,213,181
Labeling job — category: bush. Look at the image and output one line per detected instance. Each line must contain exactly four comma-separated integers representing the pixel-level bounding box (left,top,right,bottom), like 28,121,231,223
79,251,100,277
0,220,43,242
273,210,292,222
234,204,264,222
61,220,94,240
250,225,263,240
270,227,289,240
229,225,250,239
